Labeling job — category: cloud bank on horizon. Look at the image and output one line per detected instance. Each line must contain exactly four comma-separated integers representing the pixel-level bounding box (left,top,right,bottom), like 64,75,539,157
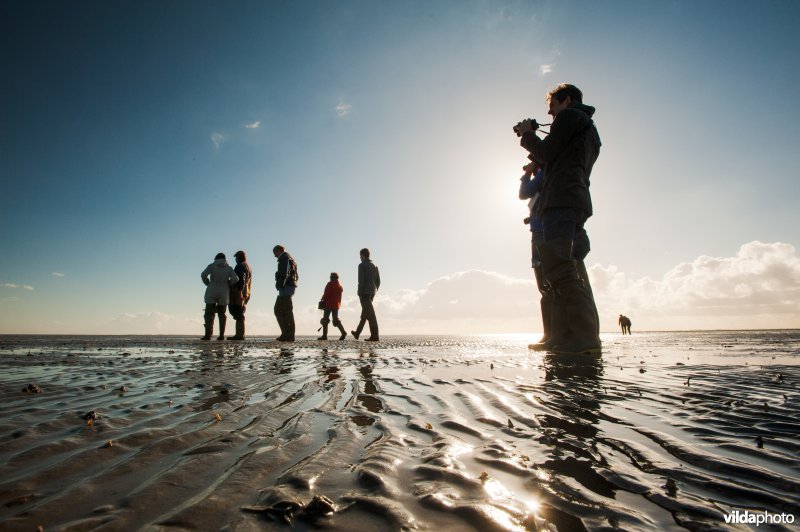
83,241,799,335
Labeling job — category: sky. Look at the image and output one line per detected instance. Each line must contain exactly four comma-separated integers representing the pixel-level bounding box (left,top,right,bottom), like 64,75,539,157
1,0,799,335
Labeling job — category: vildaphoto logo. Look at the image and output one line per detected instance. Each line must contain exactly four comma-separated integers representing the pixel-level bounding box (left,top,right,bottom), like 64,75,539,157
724,510,795,526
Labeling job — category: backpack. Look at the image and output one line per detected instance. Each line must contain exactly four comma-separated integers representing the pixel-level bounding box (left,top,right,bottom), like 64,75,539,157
288,257,299,285
242,275,252,304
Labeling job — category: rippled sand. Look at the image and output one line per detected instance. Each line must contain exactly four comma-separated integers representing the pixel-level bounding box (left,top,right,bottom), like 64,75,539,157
1,332,799,530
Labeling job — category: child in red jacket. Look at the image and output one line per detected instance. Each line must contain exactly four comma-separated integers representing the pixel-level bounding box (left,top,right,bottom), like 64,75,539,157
319,272,347,340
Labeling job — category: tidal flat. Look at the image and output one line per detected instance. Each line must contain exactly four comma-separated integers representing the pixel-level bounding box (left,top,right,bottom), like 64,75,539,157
1,331,799,530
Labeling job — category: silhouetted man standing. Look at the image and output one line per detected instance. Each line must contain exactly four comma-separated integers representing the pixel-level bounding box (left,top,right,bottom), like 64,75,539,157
352,248,380,341
515,83,602,355
273,245,298,342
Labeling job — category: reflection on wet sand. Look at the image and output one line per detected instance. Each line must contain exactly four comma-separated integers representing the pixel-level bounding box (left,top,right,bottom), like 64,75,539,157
539,354,614,505
0,332,799,530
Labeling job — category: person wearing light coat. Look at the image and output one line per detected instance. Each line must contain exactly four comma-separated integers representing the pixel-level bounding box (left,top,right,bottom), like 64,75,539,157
201,253,239,341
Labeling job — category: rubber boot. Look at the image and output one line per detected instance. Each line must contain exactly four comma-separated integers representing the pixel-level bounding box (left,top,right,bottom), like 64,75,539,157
352,319,365,340
365,321,379,341
551,279,601,355
545,295,570,351
217,310,226,340
229,320,245,341
274,297,287,341
318,322,328,341
202,306,214,340
577,259,600,338
539,238,601,356
529,292,554,351
528,265,552,351
285,298,296,341
336,322,347,341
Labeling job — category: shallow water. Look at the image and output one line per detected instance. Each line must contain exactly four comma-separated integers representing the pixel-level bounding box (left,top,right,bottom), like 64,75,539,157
1,332,799,530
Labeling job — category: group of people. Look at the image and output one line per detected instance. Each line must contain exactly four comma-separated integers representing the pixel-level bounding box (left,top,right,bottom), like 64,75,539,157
200,246,381,342
516,83,603,355
200,83,608,352
318,248,381,342
200,250,252,341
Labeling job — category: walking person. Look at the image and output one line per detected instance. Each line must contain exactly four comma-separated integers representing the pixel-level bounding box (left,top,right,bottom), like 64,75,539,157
318,272,347,341
201,252,239,341
273,245,298,342
515,83,602,355
227,250,252,340
618,314,632,335
351,248,380,341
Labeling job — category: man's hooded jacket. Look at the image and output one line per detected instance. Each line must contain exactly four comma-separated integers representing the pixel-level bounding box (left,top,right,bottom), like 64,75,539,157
520,102,601,217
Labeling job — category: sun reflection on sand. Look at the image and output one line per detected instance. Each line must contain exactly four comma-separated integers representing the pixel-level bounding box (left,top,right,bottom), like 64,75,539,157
483,477,513,500
482,504,526,531
443,441,473,460
522,496,540,514
482,476,542,530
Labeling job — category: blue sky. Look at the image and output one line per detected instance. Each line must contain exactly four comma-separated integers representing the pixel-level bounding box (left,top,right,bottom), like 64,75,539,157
2,0,799,334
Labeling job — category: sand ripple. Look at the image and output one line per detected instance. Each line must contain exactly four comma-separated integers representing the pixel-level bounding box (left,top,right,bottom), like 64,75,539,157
1,331,799,530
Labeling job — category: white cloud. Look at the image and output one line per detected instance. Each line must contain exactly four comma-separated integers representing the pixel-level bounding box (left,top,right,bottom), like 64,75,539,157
380,270,534,319
2,283,34,290
592,241,800,330
211,132,226,149
244,121,261,129
539,64,553,76
362,270,540,334
335,102,352,118
52,272,65,278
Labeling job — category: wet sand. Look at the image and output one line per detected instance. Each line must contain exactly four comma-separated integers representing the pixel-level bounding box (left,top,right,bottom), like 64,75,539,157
1,332,799,531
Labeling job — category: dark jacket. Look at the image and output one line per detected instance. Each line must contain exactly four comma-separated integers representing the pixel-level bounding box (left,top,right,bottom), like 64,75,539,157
231,261,252,306
275,252,298,290
357,260,380,296
520,103,601,217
